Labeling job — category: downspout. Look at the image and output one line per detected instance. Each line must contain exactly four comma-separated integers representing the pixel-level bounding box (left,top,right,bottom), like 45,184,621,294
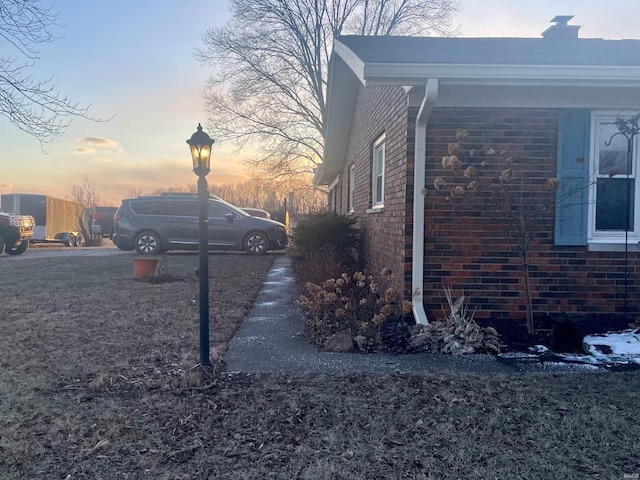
412,78,439,325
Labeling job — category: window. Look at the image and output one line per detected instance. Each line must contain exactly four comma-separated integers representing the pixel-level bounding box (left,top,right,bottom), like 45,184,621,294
372,135,385,207
328,175,340,212
589,112,639,244
555,110,640,250
348,164,355,213
209,202,235,219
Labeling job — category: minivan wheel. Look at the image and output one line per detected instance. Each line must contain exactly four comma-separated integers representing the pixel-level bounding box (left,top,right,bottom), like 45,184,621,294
245,231,268,255
135,231,161,255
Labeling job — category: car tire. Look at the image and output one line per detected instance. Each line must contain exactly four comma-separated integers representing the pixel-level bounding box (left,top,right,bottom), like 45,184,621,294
135,231,161,255
67,234,76,247
244,231,268,255
6,240,29,255
0,234,5,256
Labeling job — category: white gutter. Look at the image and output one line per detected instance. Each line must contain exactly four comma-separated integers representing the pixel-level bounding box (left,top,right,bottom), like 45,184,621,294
412,78,439,325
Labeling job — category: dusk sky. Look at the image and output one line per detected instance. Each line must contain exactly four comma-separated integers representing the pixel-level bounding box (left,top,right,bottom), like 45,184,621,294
1,0,639,206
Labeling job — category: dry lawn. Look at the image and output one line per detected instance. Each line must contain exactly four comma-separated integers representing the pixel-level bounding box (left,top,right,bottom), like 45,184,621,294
0,250,639,479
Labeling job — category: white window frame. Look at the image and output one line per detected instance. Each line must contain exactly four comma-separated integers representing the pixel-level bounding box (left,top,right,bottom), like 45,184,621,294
371,135,385,209
348,164,355,213
588,111,640,248
329,175,340,212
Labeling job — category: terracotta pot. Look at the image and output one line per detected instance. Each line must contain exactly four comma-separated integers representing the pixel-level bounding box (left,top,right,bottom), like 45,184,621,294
133,257,158,279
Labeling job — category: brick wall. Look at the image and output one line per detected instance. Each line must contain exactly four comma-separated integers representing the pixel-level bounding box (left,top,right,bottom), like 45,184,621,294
423,107,640,320
337,85,412,283
335,90,640,321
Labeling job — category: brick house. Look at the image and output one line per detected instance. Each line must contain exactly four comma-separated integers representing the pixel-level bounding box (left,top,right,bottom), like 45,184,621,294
313,17,640,326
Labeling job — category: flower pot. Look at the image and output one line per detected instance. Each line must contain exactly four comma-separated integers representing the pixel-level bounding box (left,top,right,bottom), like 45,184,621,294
133,257,159,279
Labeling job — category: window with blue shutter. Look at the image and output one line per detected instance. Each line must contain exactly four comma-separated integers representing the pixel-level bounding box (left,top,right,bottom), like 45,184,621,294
555,109,590,246
590,112,640,247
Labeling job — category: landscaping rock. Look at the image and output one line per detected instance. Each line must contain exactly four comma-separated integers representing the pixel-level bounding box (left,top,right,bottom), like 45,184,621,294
324,332,354,352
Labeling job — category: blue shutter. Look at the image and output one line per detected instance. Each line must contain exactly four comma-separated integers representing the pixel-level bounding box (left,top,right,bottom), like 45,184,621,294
555,109,590,246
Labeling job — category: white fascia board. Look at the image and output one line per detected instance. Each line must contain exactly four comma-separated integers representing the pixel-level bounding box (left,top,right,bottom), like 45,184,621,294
333,40,367,86
361,63,640,88
312,164,326,187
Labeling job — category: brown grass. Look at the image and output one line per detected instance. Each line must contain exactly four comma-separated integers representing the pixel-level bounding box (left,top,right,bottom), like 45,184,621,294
1,249,639,479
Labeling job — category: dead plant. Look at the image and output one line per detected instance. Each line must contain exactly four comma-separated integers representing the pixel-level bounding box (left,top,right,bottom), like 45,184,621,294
410,287,501,354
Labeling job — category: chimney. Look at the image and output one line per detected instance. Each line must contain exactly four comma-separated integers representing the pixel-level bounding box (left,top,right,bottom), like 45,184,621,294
541,15,580,39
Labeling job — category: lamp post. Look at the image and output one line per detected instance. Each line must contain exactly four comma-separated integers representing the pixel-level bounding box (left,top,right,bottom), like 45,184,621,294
186,124,215,368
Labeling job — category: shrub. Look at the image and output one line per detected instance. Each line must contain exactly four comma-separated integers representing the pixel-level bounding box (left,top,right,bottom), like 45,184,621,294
291,212,360,283
298,268,414,352
291,247,345,286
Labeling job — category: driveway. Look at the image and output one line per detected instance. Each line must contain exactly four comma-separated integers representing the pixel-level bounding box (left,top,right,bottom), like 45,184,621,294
1,241,129,260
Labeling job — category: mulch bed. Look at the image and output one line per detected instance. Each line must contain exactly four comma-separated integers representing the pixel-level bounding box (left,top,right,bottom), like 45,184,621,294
478,314,637,354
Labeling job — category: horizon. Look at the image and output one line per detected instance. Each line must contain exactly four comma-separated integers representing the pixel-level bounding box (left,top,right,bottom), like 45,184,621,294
1,0,639,207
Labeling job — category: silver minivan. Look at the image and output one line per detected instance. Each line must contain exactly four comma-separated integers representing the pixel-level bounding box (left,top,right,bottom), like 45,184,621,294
112,194,288,255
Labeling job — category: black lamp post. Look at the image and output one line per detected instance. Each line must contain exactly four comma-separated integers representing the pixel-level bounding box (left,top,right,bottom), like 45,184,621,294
186,124,215,368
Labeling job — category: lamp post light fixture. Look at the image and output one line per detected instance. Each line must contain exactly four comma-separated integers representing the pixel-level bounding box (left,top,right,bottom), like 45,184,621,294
186,124,215,368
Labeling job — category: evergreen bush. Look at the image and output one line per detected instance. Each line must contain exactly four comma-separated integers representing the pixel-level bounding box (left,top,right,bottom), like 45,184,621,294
291,212,361,283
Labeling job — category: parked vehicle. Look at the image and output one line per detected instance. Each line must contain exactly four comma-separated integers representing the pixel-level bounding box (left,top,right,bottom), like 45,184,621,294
0,211,35,255
112,194,288,255
240,207,271,219
0,194,84,246
86,206,118,238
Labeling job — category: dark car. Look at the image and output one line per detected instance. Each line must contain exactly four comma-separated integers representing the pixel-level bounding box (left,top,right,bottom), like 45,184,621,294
240,207,271,219
112,194,288,255
86,206,118,237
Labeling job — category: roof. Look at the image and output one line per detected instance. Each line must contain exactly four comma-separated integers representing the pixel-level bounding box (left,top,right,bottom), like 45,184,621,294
316,34,640,185
337,36,640,67
333,35,640,87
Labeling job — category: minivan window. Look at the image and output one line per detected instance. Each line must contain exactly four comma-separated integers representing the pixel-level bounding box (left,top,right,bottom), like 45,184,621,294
209,202,236,219
131,199,196,216
164,200,197,216
130,200,163,215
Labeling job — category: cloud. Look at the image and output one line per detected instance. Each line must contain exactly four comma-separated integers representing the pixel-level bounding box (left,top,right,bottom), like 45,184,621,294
0,182,14,190
75,147,97,154
80,137,120,148
92,157,112,163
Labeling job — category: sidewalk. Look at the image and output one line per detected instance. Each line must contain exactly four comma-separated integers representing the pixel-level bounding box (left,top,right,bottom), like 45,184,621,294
225,255,610,375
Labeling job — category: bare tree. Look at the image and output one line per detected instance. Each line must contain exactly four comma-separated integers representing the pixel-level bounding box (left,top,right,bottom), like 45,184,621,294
68,175,100,207
68,175,102,245
1,0,93,144
210,174,326,215
126,186,145,198
197,0,458,179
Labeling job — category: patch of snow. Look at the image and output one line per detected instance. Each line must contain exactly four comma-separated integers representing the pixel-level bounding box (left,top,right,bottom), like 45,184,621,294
559,329,640,366
499,330,640,368
529,345,549,354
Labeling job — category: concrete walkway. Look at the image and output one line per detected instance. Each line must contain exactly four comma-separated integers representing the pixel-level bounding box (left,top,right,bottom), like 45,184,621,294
225,255,611,375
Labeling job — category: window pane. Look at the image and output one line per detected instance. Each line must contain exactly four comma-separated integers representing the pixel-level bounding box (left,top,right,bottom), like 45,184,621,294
372,138,385,206
598,123,630,176
348,165,355,210
375,175,383,203
209,202,233,218
595,178,634,230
